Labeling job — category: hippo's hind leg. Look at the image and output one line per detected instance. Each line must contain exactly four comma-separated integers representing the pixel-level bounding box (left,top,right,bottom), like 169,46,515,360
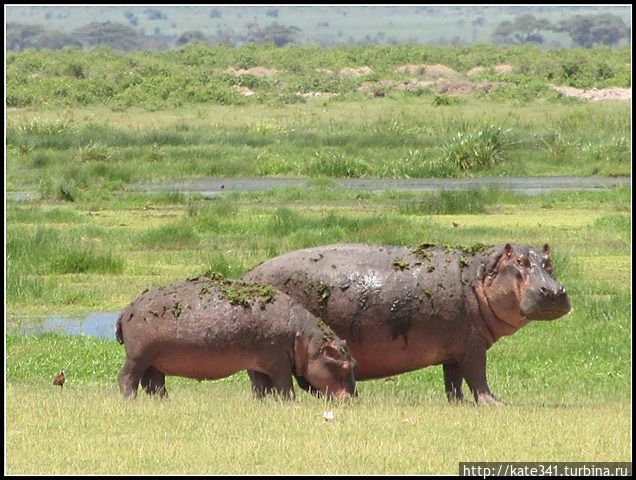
118,358,147,399
443,362,465,403
141,366,168,398
248,370,274,399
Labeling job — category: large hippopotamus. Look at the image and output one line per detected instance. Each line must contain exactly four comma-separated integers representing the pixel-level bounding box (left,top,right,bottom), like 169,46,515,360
243,243,571,404
116,275,356,400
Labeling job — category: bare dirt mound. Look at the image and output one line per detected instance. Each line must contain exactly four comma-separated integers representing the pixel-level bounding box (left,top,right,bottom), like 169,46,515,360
298,91,339,98
226,67,279,77
358,79,435,94
396,64,459,79
436,80,499,96
467,65,514,77
550,85,631,101
467,66,488,77
493,64,514,73
234,86,255,97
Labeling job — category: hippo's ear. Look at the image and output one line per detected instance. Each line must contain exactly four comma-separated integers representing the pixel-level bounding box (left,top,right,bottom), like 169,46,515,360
543,243,550,256
504,243,513,259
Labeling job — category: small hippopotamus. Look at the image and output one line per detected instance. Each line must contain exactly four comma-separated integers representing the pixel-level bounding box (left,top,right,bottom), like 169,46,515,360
243,242,571,405
115,275,356,400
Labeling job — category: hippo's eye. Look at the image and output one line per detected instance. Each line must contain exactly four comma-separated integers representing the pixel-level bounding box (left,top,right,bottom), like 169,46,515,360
516,256,530,268
543,260,553,274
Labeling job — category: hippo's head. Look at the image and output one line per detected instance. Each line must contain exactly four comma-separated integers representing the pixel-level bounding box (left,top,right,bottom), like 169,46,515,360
480,243,571,327
295,335,357,399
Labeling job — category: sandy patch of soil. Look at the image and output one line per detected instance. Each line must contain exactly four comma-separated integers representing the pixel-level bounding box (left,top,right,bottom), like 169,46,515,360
298,92,339,98
339,66,374,77
550,85,631,101
466,66,488,77
358,79,435,94
226,67,279,77
233,86,255,97
493,64,514,73
396,64,459,79
467,65,514,76
436,80,499,96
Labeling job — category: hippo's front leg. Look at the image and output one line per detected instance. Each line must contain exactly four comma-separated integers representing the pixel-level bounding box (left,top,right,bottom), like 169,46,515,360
443,362,465,403
269,368,295,400
248,370,274,399
293,374,320,396
457,343,503,406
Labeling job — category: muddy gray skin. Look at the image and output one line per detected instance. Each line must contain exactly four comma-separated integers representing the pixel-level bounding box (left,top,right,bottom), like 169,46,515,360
243,243,571,405
116,275,356,400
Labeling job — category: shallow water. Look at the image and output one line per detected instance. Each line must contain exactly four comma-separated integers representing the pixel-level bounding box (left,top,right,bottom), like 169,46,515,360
132,176,630,197
7,176,630,202
11,312,119,340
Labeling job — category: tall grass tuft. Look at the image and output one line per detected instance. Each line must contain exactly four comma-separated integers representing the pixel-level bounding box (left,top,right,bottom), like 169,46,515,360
202,250,246,279
75,141,112,163
441,125,510,171
49,250,125,274
306,151,368,178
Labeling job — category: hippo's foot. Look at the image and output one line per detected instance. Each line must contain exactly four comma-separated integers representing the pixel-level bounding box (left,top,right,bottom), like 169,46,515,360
475,393,504,406
141,367,168,399
446,392,467,404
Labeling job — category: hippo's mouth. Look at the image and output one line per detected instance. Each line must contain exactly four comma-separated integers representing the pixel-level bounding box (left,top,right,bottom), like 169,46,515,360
522,304,572,321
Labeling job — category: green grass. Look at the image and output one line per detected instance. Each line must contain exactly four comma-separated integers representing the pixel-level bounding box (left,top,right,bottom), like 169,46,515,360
6,99,631,195
5,382,630,474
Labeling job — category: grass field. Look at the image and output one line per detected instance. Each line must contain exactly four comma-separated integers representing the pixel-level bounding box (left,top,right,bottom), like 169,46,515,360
6,383,630,474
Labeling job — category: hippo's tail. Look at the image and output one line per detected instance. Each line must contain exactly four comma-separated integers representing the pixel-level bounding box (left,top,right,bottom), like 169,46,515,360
115,314,124,344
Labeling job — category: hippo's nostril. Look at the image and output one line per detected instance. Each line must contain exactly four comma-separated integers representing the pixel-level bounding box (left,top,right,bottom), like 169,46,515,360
540,286,549,296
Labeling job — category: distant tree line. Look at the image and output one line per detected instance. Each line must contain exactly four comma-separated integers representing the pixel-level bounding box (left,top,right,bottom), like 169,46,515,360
6,20,303,52
492,13,630,48
6,12,631,53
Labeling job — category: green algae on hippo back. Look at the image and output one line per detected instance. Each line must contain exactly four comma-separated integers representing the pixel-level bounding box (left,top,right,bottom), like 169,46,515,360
195,273,277,309
243,242,571,405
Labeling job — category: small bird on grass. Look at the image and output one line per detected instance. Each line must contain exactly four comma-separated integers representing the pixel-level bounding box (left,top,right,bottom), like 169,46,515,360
53,369,65,389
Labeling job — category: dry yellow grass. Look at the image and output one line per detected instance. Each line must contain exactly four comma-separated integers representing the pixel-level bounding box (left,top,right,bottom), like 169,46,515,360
6,383,631,475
